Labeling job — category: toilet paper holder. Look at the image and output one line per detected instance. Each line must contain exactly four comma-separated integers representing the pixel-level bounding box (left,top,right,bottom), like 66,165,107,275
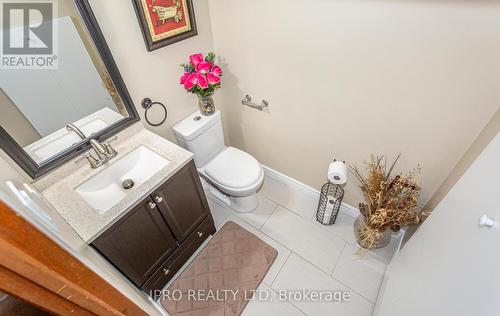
316,181,344,226
316,158,346,225
329,158,347,183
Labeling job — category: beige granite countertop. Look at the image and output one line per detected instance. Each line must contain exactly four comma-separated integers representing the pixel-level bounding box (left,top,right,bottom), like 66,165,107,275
41,127,193,243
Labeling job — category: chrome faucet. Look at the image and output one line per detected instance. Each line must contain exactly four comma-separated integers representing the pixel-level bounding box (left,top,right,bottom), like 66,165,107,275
84,139,118,169
90,139,108,159
66,123,86,140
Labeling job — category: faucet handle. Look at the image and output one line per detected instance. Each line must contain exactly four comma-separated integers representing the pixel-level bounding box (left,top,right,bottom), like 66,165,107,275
84,152,99,168
103,142,117,157
107,136,118,144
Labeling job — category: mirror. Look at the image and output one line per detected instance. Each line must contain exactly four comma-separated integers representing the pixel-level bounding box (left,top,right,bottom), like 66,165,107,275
0,0,139,178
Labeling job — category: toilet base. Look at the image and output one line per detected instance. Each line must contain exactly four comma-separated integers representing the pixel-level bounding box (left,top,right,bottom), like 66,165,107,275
230,194,258,213
207,183,258,213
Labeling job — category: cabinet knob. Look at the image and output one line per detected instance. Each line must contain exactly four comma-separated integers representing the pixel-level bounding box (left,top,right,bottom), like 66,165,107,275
163,268,170,275
197,231,203,238
147,201,157,209
154,196,163,203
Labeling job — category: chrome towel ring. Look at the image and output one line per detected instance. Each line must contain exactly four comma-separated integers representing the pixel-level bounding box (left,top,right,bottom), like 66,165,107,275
141,98,167,126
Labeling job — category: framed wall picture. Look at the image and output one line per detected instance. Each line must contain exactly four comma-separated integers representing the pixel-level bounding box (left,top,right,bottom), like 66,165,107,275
132,0,197,51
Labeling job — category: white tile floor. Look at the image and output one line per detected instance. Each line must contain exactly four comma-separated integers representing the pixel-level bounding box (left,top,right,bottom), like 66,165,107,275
162,175,402,316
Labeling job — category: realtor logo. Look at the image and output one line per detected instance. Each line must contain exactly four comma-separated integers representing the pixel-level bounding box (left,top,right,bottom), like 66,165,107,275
1,0,58,69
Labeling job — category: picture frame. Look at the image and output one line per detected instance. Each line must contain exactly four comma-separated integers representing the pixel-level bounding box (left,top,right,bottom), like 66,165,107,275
132,0,197,51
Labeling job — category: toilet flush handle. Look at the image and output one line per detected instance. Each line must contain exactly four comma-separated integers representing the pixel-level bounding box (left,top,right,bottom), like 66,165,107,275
479,215,495,228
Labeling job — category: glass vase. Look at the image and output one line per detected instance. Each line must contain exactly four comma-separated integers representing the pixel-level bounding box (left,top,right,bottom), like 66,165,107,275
197,95,215,116
353,215,391,249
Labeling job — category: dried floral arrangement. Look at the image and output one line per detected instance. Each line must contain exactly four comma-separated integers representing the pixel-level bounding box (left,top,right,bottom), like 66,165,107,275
350,154,425,249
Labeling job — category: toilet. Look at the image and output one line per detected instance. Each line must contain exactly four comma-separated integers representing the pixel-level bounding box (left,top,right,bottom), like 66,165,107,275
173,110,263,212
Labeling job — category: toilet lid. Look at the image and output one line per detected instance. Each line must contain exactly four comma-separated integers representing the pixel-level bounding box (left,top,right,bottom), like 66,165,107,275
205,147,262,189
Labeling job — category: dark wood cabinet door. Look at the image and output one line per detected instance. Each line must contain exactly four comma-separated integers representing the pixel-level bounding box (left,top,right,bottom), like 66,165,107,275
154,161,210,242
142,216,216,295
92,197,178,286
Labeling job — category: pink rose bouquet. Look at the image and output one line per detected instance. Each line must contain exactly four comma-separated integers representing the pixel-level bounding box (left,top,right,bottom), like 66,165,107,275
179,52,222,98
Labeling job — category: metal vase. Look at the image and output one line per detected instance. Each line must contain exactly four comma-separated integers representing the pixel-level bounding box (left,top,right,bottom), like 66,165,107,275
197,95,215,116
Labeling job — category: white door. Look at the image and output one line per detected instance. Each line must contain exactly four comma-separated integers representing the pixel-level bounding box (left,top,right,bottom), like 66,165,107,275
376,132,500,316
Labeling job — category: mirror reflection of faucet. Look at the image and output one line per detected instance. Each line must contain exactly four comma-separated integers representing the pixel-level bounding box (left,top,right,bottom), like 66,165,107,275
65,123,87,140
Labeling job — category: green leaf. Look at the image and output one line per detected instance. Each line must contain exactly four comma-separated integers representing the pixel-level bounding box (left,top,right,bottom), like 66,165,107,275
205,52,216,63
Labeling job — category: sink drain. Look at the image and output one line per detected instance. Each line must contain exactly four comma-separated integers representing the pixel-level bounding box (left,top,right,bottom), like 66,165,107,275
122,179,134,189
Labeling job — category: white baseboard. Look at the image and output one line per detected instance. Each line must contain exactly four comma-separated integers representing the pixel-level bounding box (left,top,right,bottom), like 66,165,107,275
261,164,405,258
261,165,360,218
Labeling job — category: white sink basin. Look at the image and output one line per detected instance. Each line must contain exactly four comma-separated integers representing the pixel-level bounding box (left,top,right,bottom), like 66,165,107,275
75,146,169,214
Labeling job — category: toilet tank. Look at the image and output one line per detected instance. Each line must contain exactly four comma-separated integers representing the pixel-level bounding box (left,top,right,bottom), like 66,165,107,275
172,110,225,168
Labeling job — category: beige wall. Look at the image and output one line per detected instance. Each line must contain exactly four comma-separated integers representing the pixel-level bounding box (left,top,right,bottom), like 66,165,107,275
208,0,500,208
403,109,500,243
425,109,500,210
88,0,214,142
0,89,40,147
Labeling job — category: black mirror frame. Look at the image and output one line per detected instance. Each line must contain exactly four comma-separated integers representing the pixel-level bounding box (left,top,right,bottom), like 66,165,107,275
0,0,139,179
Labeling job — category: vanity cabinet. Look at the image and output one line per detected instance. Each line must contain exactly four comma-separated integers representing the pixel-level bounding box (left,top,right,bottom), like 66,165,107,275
154,163,211,242
91,197,178,286
92,160,215,294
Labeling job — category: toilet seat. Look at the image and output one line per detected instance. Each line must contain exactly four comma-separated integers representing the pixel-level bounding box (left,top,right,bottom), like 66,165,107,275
204,147,263,196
